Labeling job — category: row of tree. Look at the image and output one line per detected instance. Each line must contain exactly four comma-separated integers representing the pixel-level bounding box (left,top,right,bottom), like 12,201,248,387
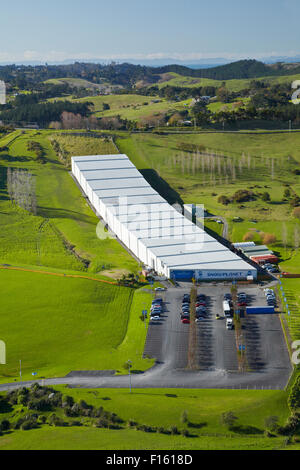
7,168,37,214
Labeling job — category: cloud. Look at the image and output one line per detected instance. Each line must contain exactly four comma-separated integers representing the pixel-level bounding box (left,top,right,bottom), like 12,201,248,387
0,50,299,64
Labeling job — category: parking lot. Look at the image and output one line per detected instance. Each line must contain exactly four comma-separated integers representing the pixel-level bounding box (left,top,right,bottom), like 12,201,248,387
144,282,292,387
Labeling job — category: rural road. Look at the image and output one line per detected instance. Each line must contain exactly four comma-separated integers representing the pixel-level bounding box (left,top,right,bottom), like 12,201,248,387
0,283,292,393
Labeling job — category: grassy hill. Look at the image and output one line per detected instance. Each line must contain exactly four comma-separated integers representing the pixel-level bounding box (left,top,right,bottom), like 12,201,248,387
49,93,192,122
0,269,153,382
0,386,294,450
0,131,138,276
157,71,300,92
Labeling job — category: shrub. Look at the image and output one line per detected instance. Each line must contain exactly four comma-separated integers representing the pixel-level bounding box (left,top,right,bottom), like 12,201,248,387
264,416,279,432
157,427,171,434
169,425,180,435
21,419,38,431
290,196,300,208
262,233,277,245
0,419,10,431
232,190,256,203
96,418,109,428
17,394,28,406
220,411,238,428
71,420,82,427
38,416,47,425
62,395,74,408
48,413,66,427
261,192,271,202
128,419,137,428
180,410,189,425
71,403,80,416
288,375,300,411
292,207,300,219
28,398,52,411
243,232,254,242
218,195,230,205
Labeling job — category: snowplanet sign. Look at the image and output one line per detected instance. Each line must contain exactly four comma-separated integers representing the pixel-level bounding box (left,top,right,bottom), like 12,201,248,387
195,270,254,280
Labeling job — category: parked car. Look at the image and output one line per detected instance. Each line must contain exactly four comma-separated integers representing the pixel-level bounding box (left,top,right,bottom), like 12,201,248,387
226,318,234,330
155,287,166,292
224,294,232,301
150,315,160,321
195,317,205,323
181,308,190,314
197,294,206,300
196,307,206,314
181,318,190,324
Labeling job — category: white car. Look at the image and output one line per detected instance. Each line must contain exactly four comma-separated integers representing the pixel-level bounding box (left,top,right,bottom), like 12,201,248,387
150,315,160,321
226,318,234,330
155,287,166,292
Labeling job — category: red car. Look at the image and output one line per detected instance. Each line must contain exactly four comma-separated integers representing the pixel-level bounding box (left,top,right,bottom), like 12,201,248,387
181,318,190,324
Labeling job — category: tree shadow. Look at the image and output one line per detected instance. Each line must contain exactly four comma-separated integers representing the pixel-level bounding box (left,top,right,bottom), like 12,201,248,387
0,165,9,201
0,400,13,414
37,206,95,224
230,425,264,435
0,153,32,163
188,421,207,429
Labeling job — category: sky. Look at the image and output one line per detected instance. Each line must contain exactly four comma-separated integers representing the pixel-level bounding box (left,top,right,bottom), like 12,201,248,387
0,0,299,63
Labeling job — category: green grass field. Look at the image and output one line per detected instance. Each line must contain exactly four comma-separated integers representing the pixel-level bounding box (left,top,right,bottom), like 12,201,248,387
158,71,300,92
0,387,294,450
0,269,153,382
49,133,116,158
280,279,300,342
0,131,138,276
117,131,300,272
50,93,192,122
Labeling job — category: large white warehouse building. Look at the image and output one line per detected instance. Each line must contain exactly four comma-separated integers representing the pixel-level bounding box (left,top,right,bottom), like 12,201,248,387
72,154,257,281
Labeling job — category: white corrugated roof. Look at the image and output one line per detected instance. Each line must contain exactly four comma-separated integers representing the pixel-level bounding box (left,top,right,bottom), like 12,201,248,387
72,155,256,275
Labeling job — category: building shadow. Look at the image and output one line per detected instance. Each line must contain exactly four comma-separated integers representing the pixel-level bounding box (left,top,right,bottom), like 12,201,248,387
140,169,184,207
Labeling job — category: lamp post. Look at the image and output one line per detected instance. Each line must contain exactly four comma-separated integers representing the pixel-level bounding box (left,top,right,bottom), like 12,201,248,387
127,360,133,394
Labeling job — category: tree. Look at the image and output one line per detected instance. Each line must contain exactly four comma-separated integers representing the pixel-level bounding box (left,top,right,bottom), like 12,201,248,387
243,232,254,242
262,233,277,245
0,419,10,431
282,223,288,251
264,416,279,432
168,113,183,126
284,188,291,199
218,195,230,205
102,103,110,111
294,225,300,251
180,410,189,425
220,411,238,428
292,207,300,219
261,192,271,202
217,86,230,103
